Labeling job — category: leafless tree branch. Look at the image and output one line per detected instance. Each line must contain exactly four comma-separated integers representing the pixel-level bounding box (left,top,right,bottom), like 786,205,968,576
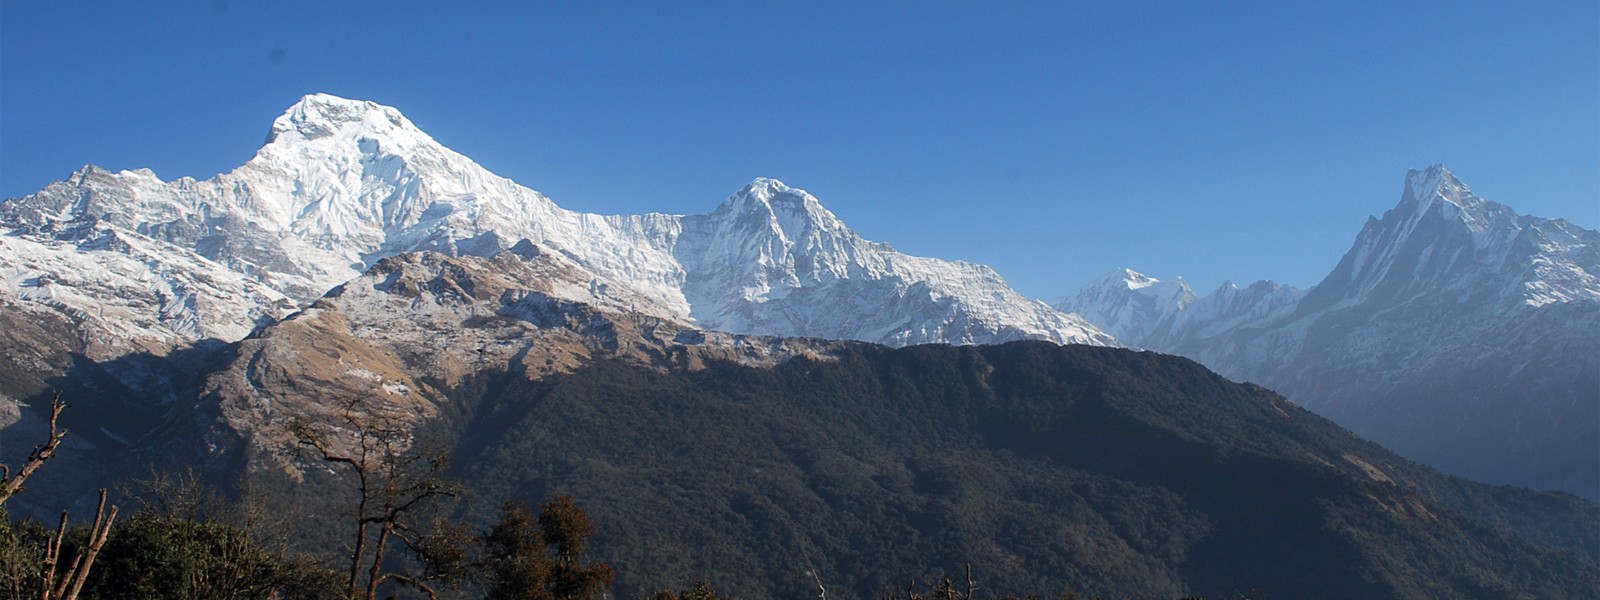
1,393,69,506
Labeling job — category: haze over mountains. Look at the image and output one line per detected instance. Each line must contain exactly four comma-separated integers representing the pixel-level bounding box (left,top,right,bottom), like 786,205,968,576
1057,165,1600,499
0,95,1596,596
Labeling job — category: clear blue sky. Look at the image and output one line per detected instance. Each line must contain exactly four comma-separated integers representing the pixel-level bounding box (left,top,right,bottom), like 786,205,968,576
3,1,1596,298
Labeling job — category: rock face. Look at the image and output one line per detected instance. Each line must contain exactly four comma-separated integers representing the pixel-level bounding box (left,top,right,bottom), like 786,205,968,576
160,246,856,476
0,93,1110,366
1058,166,1600,498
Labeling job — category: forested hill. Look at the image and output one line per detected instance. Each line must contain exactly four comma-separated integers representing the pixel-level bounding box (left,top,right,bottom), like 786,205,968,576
426,341,1599,599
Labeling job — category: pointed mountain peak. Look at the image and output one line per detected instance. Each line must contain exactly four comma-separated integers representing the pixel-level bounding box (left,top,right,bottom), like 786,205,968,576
1402,164,1473,209
65,163,108,183
265,93,420,145
741,176,793,196
1086,268,1192,297
714,177,849,232
1111,267,1161,290
1391,165,1519,234
1067,269,1195,305
722,177,803,211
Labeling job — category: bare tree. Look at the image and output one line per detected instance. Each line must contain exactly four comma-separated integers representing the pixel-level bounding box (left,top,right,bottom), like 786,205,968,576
0,394,118,600
0,394,71,599
38,489,117,600
0,394,69,507
287,396,458,600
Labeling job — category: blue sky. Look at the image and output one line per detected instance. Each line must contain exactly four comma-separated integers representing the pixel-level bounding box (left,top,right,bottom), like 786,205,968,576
2,1,1595,298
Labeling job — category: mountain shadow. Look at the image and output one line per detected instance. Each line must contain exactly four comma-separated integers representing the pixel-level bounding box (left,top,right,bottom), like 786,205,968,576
0,338,234,520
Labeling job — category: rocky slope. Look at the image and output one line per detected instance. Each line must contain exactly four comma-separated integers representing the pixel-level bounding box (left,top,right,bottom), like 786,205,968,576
151,245,854,477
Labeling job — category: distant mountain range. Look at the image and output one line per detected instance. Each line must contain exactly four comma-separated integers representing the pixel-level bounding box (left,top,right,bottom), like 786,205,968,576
0,94,1595,589
0,93,1108,359
1057,165,1600,498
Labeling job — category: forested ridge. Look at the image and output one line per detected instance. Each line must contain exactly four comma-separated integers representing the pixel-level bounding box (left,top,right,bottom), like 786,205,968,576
431,342,1598,598
3,341,1596,599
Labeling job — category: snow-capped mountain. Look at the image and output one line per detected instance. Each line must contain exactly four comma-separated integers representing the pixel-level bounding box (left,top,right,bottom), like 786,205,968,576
1055,269,1306,366
678,179,1110,345
0,93,1111,362
0,221,296,354
1059,165,1600,498
1053,268,1195,345
1300,165,1599,313
2,95,687,309
1056,271,1303,362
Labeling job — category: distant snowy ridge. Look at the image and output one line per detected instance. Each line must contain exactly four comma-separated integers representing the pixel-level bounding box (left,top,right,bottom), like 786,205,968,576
1056,269,1302,356
1305,165,1600,312
0,93,1113,353
1054,268,1199,346
1058,165,1600,498
1059,165,1598,366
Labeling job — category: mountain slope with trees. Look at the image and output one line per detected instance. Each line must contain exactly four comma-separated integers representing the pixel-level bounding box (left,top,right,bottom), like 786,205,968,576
422,341,1598,599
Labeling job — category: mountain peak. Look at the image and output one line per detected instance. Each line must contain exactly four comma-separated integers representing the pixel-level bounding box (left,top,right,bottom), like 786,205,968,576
1081,268,1189,296
1393,165,1533,239
291,92,375,109
265,93,418,145
1056,269,1196,345
1402,163,1474,210
713,177,850,233
1112,267,1161,290
722,177,801,211
743,176,792,195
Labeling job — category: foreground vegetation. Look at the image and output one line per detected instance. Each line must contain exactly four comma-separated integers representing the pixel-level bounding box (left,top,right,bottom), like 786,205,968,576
1,421,1256,600
1,392,618,600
